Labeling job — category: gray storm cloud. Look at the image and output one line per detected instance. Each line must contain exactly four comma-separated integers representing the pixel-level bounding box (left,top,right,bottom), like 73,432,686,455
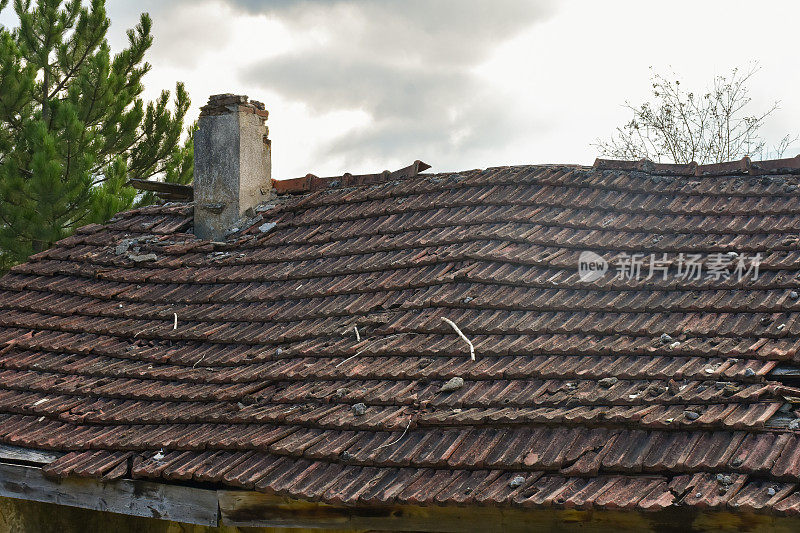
228,0,552,66
129,0,554,170
233,0,553,166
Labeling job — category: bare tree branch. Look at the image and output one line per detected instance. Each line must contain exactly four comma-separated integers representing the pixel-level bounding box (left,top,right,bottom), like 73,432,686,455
593,63,795,164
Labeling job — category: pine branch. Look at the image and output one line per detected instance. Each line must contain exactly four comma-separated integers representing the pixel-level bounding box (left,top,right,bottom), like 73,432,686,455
0,0,191,266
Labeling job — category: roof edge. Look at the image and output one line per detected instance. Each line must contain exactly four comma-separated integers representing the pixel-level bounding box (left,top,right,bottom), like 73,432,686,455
594,155,800,177
272,160,431,195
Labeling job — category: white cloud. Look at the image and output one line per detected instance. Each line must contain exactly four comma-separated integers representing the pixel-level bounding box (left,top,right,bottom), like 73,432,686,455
20,0,800,177
236,0,554,173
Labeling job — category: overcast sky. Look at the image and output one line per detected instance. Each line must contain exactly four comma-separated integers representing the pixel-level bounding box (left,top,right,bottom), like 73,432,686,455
2,1,800,178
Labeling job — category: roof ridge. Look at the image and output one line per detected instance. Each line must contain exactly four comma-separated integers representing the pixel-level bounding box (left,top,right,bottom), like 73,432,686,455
594,155,800,176
273,160,432,195
108,203,192,219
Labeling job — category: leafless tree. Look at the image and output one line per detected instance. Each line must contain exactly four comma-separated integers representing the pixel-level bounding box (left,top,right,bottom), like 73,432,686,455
594,64,796,164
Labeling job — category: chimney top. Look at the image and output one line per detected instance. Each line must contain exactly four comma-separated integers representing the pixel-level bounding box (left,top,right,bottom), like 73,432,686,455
193,93,272,240
200,94,268,118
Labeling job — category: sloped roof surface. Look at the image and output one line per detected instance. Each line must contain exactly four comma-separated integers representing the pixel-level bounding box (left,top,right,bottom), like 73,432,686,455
2,158,800,512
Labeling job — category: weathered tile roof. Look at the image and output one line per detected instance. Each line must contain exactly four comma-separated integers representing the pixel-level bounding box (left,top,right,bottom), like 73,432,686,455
2,156,800,513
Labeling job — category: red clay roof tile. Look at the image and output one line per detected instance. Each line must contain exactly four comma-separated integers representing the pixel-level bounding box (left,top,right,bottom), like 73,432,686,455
2,159,800,513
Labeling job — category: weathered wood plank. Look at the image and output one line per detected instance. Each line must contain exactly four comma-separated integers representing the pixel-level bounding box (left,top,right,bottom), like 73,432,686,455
218,491,655,532
1,463,799,531
771,366,800,376
218,490,800,532
0,462,218,526
0,445,62,465
127,178,193,200
218,491,351,529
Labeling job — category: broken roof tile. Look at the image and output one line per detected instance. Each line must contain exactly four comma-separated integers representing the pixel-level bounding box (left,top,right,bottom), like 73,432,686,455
2,158,800,513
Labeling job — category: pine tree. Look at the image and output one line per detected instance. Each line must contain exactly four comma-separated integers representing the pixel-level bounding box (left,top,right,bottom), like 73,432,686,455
0,0,192,269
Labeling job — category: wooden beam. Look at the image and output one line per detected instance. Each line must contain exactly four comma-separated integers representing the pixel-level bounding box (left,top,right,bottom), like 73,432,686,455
127,179,193,201
218,490,800,532
0,445,62,465
218,491,654,532
0,461,218,526
1,462,799,531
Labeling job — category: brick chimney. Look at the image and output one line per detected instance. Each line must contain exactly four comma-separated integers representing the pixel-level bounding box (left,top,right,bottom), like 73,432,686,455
193,94,271,240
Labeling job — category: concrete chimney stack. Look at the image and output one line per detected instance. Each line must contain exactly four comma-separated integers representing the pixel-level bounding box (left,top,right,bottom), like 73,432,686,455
193,94,271,240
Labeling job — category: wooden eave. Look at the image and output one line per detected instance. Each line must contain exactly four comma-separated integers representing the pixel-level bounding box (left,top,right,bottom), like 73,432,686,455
0,445,799,531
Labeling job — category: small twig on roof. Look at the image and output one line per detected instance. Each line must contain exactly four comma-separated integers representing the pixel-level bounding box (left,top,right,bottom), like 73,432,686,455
336,351,364,368
441,317,475,361
192,354,206,369
375,416,412,450
334,332,414,368
354,326,360,342
173,313,178,331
